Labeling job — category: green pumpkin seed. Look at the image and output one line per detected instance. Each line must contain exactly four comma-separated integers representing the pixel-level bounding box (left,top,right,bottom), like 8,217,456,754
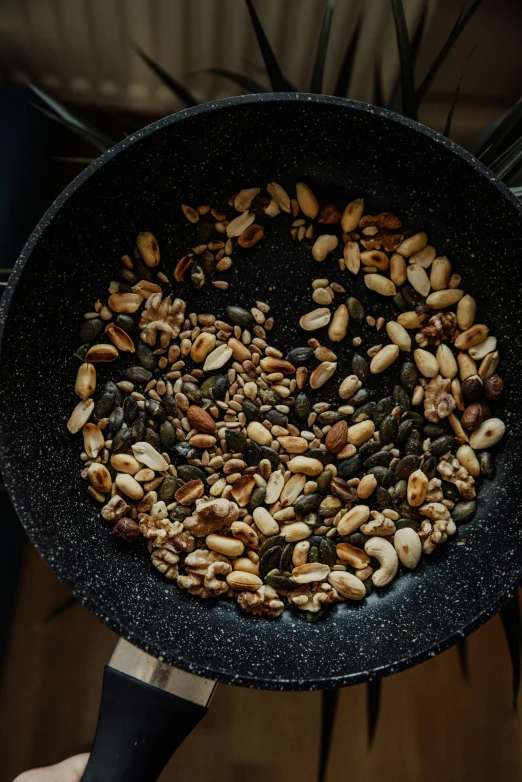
266,410,288,427
393,479,407,499
317,411,345,426
351,402,376,423
200,376,218,399
295,392,311,420
316,470,333,494
248,486,266,513
124,366,152,385
302,512,320,528
402,284,424,309
190,262,206,290
393,292,407,311
258,535,285,557
80,318,104,343
347,296,365,323
158,476,180,502
393,385,411,412
359,440,382,457
375,485,393,509
94,391,116,420
452,500,477,524
73,344,90,361
226,430,247,453
308,546,321,563
159,421,177,450
352,353,369,382
131,417,146,442
395,518,420,531
177,464,206,482
182,382,202,404
136,342,157,372
108,406,124,435
201,250,216,278
379,414,398,445
363,450,393,470
423,422,450,438
286,347,315,366
395,454,420,479
366,466,397,487
123,395,138,423
430,435,455,458
266,575,300,591
280,543,294,573
318,495,342,518
421,456,437,480
226,306,255,327
212,375,229,401
337,454,362,480
394,500,420,520
319,537,337,567
442,480,460,502
145,399,166,423
395,419,415,448
400,361,418,392
259,546,283,579
294,494,322,516
351,388,372,406
244,442,261,467
242,399,262,421
405,429,423,455
173,442,200,460
373,397,395,428
169,504,193,521
257,387,281,405
162,394,178,417
259,446,280,468
144,427,161,450
115,314,136,333
342,531,370,548
112,427,133,454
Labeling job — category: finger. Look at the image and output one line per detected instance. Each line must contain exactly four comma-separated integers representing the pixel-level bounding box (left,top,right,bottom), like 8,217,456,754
13,752,90,782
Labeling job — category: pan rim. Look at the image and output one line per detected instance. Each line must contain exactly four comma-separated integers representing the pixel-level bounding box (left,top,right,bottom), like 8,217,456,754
1,92,521,690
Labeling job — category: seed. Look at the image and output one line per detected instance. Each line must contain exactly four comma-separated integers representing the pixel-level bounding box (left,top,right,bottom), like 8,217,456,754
190,332,216,363
85,344,119,363
469,336,497,360
247,421,272,446
412,385,424,405
436,343,458,379
469,418,505,450
108,293,143,313
75,363,96,400
410,245,436,268
452,500,477,524
312,234,339,262
454,324,489,350
328,305,349,342
296,182,319,218
338,375,360,400
203,344,233,371
414,348,439,377
397,311,426,329
429,256,451,291
67,398,94,434
406,264,430,297
136,232,160,267
115,473,143,500
131,441,169,471
347,420,375,445
227,571,263,591
292,562,331,584
110,454,141,475
357,473,377,498
386,321,411,351
364,274,396,297
226,211,255,238
455,293,476,331
425,289,463,309
310,361,337,389
341,198,364,232
83,423,104,458
286,456,323,476
478,350,499,380
394,528,422,568
267,181,291,213
238,223,264,248
407,469,428,506
396,232,428,257
344,242,361,274
370,344,399,374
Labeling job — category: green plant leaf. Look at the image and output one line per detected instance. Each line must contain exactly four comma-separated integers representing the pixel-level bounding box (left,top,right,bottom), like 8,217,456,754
319,688,339,782
443,45,476,138
416,0,482,105
194,68,269,93
388,3,427,112
334,15,362,98
130,42,199,107
500,596,522,710
489,135,522,182
310,0,336,94
245,0,295,91
367,679,381,746
470,97,522,162
391,0,416,119
28,84,114,152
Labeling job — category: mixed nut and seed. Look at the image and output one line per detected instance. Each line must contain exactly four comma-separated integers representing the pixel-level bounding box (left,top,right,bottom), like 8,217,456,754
68,181,505,621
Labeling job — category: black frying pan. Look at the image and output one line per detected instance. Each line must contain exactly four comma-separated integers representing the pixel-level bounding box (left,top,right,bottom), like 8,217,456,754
1,94,521,781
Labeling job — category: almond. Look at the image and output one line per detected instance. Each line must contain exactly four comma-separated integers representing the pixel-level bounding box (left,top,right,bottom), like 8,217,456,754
187,405,217,434
175,479,205,506
325,420,348,453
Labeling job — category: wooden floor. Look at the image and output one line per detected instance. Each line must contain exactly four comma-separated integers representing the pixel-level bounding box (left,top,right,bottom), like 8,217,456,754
1,542,521,782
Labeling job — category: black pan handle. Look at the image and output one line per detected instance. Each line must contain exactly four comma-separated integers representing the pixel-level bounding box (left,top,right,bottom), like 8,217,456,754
81,666,208,782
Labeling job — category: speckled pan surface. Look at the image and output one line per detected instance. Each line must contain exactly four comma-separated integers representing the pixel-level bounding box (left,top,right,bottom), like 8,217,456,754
1,94,521,690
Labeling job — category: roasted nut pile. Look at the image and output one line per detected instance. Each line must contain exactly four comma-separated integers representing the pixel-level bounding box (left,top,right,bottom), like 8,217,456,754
68,182,505,621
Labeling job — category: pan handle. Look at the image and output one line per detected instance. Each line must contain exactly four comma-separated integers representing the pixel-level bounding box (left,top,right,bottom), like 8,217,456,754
81,666,209,782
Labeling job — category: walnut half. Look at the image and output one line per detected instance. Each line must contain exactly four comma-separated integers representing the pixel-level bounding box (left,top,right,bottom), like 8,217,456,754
237,585,284,618
424,375,456,422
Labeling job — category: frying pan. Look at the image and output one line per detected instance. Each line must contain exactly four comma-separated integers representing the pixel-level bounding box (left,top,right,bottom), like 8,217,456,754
1,94,521,781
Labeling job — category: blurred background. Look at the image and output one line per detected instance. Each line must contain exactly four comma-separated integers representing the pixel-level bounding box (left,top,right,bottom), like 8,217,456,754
0,1,522,780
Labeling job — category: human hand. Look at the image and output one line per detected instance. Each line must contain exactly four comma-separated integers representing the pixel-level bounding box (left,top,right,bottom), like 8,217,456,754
13,753,90,782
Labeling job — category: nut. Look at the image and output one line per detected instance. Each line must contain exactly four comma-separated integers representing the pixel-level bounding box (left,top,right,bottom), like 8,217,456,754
226,211,255,238
110,453,141,475
457,294,476,330
406,264,430,297
280,474,307,506
234,188,260,212
456,444,480,478
105,323,135,353
75,363,96,400
174,254,193,282
390,253,407,286
394,528,422,569
83,423,104,459
206,534,244,558
85,344,119,363
407,469,428,507
292,562,331,584
67,398,94,434
231,520,259,548
341,198,364,232
469,418,505,450
108,293,143,313
429,256,451,290
131,280,162,299
280,522,312,542
461,403,483,431
343,241,361,274
131,442,169,471
310,361,337,389
318,204,341,224
484,374,504,401
247,421,272,445
370,344,399,374
296,182,319,218
325,420,348,453
347,420,375,445
115,473,143,500
458,352,478,382
299,308,331,331
113,517,140,542
252,507,279,536
478,350,499,380
278,436,309,453
435,343,458,379
386,321,411,352
328,305,349,342
336,542,370,569
454,324,489,350
264,470,285,503
260,357,296,375
203,344,233,371
410,245,436,268
338,375,361,399
266,181,291,213
461,374,483,403
88,463,112,494
469,336,497,361
175,479,205,505
364,274,396,297
238,223,264,248
136,231,160,267
190,332,216,363
230,475,256,506
337,505,370,535
312,234,339,262
286,456,324,476
414,348,439,378
364,537,398,587
226,571,263,591
397,311,426,329
396,232,428,257
360,250,389,270
426,289,463,309
357,474,377,498
328,571,366,600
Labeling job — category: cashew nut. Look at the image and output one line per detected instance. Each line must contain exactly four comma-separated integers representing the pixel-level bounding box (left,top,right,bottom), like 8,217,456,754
364,537,398,587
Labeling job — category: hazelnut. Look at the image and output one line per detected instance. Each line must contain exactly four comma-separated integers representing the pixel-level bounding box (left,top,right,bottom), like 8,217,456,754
461,403,483,431
484,374,504,401
113,517,140,542
461,374,484,404
318,204,342,224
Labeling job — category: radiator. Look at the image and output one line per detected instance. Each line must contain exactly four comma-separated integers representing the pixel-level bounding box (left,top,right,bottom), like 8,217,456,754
0,0,430,110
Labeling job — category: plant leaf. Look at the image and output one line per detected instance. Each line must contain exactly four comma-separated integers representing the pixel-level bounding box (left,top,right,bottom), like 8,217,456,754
310,0,336,94
194,68,269,93
245,0,295,92
367,679,381,745
28,84,114,152
457,637,469,681
373,60,384,107
334,15,362,98
416,0,482,105
470,97,522,162
130,42,199,107
500,596,522,710
443,44,476,138
391,0,417,119
319,688,339,782
511,185,522,198
388,3,427,113
489,135,522,182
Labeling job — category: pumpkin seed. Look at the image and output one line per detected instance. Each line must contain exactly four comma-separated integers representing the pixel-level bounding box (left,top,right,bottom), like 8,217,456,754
430,434,455,458
366,466,397,487
258,535,285,557
259,546,283,579
452,500,477,524
280,543,294,573
265,575,300,591
394,419,414,447
94,391,116,420
286,347,315,365
159,421,177,449
124,366,152,385
394,518,421,531
351,402,377,423
351,388,372,406
248,486,266,512
392,385,411,412
352,353,369,382
242,399,262,422
421,456,437,479
226,306,255,327
177,464,206,482
363,451,393,470
226,430,247,452
337,454,363,480
295,392,311,420
347,297,365,323
122,395,138,423
173,442,201,461
379,414,398,445
80,318,104,344
145,399,166,423
373,396,395,427
112,427,133,454
158,476,180,502
108,406,124,435
316,470,333,494
375,485,393,509
395,454,420,479
405,429,423,455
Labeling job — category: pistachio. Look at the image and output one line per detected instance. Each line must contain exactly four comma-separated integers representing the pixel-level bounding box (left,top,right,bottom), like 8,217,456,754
425,289,463,309
341,198,364,232
364,274,396,297
406,264,431,297
312,234,339,261
136,231,160,267
108,293,143,313
370,344,399,374
299,308,331,331
390,253,407,286
203,344,233,372
344,241,361,274
429,256,451,291
414,348,439,378
226,211,255,238
454,324,489,350
469,418,505,450
457,294,476,330
310,361,337,389
295,182,319,218
190,332,216,363
328,305,349,342
266,181,291,213
75,363,96,400
386,321,411,351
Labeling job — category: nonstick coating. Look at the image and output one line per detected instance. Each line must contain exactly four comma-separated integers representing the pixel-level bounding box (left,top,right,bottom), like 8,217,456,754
1,94,521,690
